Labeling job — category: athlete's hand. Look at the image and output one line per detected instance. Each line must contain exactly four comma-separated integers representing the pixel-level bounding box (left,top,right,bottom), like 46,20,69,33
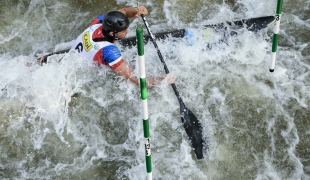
165,73,176,85
136,6,148,17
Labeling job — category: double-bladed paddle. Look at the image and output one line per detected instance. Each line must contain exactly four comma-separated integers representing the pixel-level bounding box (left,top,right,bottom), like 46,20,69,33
140,14,204,159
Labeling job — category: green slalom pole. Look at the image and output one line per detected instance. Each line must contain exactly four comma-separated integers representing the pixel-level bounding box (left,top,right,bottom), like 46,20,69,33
270,0,284,72
136,25,152,180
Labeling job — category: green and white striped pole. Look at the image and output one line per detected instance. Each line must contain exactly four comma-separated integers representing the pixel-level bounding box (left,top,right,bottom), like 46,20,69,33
137,25,152,180
270,0,284,72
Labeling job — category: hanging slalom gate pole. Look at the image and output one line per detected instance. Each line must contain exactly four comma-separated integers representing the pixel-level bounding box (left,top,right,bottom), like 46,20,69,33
137,25,152,180
270,0,284,72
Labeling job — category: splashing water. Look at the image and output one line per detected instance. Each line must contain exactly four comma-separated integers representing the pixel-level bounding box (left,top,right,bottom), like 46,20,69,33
0,0,309,179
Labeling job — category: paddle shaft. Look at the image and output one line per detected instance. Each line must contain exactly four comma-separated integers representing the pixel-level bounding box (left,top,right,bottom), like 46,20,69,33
140,14,184,104
140,14,204,159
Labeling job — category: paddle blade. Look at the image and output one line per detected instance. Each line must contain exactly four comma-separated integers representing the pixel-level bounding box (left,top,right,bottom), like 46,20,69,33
180,106,204,159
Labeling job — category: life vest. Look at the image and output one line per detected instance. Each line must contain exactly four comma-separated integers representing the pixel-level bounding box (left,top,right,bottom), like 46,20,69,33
71,24,124,68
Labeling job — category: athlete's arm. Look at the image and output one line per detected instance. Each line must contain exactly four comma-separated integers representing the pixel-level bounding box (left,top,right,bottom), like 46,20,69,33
113,61,175,86
113,61,138,85
118,6,148,18
90,6,148,26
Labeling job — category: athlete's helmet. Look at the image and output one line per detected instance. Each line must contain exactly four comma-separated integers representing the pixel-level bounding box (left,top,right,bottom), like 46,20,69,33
102,11,129,33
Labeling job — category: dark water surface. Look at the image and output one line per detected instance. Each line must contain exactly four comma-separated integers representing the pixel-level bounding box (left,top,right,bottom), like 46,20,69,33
0,0,309,179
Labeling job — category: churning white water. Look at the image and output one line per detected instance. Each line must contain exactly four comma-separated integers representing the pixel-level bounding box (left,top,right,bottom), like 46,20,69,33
0,0,309,179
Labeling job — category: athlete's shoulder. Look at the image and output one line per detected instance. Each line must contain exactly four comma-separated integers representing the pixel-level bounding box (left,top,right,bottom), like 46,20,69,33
101,44,122,63
99,44,124,69
90,14,105,26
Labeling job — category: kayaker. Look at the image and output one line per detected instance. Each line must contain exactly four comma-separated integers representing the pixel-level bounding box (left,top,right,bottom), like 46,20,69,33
71,6,175,86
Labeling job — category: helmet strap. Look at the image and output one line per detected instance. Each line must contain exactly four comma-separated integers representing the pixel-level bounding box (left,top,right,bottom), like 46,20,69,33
102,28,116,43
113,31,119,40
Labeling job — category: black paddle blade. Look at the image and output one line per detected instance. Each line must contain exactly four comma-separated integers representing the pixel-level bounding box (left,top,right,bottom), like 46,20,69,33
180,106,204,159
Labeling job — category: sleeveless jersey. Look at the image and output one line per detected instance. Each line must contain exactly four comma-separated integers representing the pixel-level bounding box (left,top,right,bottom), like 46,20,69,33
71,23,124,69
